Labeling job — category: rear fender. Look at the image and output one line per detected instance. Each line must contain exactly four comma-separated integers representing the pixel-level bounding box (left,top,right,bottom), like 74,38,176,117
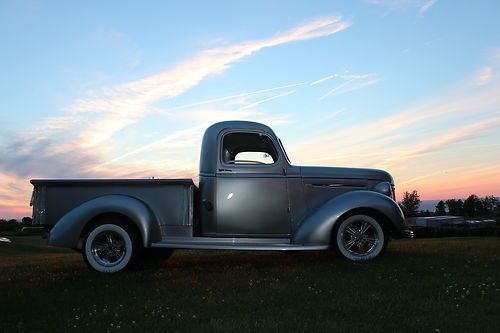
293,191,405,245
48,195,160,248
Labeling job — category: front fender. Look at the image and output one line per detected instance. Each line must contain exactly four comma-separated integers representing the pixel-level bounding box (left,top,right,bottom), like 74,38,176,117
293,191,405,245
48,195,161,248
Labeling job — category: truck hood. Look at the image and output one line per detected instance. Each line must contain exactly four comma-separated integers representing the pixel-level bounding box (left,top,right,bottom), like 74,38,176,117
299,166,394,184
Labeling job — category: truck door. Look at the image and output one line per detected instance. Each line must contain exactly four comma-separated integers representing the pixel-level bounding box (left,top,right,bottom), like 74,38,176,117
215,131,290,237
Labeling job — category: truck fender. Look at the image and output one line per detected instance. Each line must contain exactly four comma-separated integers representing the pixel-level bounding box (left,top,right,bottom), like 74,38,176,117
292,191,405,245
48,195,161,249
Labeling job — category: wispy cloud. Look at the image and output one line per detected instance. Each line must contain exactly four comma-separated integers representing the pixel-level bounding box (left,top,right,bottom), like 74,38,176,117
293,78,500,165
419,0,438,13
375,116,500,169
101,125,206,166
474,66,493,85
62,16,350,149
100,89,299,168
0,16,351,190
319,74,379,99
97,69,379,169
169,82,307,111
239,90,297,110
367,0,438,13
310,74,337,86
290,58,500,199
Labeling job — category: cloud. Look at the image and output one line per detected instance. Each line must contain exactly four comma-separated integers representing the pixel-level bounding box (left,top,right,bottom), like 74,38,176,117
375,116,500,168
239,90,297,110
367,0,438,13
310,74,337,86
93,124,208,168
62,16,350,149
169,82,307,111
419,0,438,13
319,74,379,99
474,66,493,85
292,77,500,166
0,15,350,176
98,89,298,168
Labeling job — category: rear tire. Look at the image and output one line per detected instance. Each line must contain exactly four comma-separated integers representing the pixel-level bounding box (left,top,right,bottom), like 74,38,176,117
83,220,140,273
333,214,388,261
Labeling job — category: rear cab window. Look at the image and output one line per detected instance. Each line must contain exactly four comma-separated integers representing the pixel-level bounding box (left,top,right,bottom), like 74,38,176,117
222,132,279,165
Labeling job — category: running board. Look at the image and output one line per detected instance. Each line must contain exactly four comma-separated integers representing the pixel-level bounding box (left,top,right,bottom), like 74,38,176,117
151,242,329,251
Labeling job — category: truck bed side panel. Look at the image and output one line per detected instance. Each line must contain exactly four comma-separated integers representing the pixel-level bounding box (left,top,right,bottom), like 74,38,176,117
31,179,194,239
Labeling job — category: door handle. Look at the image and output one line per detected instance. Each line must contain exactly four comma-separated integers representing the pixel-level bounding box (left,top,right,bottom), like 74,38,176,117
202,199,213,211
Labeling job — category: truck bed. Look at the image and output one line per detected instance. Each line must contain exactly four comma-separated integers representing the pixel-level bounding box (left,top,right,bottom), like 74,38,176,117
30,179,195,237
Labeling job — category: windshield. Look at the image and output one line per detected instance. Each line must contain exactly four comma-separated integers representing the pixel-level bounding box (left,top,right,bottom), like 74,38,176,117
278,138,291,164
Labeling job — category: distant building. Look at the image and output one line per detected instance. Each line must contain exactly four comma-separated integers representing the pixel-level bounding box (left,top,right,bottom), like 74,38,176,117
405,216,465,227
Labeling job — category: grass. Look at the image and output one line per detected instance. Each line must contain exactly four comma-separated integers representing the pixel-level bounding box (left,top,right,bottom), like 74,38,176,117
0,236,499,332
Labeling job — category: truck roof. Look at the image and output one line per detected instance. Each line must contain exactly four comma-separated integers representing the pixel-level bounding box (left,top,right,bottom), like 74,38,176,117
199,120,278,174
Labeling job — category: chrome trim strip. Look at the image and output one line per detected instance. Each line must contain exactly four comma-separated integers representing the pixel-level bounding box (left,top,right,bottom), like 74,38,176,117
151,242,329,251
160,236,292,244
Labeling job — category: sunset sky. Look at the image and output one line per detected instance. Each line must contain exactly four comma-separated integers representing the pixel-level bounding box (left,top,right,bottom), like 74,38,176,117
1,0,499,218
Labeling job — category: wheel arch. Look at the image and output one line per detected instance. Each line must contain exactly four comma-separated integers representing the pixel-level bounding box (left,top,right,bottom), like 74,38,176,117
80,212,141,243
292,190,405,246
332,207,398,240
47,195,161,249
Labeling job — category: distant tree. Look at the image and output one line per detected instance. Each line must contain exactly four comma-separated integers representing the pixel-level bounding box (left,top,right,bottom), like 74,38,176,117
0,219,7,224
401,190,421,217
416,210,429,217
7,219,17,224
445,199,455,215
464,194,480,217
481,196,498,216
22,217,32,225
474,197,485,216
495,199,500,216
456,199,464,216
445,199,464,216
435,201,446,216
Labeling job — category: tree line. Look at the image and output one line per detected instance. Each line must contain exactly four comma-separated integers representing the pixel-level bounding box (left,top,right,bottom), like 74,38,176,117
400,190,500,217
0,217,32,224
0,217,32,231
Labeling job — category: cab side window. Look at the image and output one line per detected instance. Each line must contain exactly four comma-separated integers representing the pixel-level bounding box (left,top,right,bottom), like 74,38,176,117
222,132,279,165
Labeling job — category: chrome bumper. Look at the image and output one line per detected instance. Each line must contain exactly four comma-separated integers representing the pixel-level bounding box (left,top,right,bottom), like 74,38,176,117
403,229,414,239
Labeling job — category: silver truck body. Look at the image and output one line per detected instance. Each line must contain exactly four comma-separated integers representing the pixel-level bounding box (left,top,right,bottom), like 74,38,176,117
31,121,409,271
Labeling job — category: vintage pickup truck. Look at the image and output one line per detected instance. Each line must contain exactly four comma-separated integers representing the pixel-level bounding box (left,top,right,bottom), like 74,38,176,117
30,121,410,273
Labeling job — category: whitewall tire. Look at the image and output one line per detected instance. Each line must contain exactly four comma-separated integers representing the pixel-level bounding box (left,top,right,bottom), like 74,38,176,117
335,214,387,261
83,223,134,273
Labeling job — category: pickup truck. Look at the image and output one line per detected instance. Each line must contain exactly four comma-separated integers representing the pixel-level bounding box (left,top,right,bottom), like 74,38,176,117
30,121,410,273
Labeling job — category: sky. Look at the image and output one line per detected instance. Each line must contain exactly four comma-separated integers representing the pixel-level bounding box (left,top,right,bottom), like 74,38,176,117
0,0,499,218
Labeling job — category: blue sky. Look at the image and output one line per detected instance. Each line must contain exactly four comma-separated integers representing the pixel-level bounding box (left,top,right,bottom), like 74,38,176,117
1,0,499,217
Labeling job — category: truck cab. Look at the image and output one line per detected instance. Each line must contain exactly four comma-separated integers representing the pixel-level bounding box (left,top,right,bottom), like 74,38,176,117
31,121,409,273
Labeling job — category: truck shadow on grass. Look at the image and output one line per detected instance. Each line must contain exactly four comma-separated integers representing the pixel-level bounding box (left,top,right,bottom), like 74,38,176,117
2,236,496,277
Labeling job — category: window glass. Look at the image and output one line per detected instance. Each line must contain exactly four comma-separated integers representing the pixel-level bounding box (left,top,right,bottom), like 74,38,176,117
222,132,279,165
235,151,275,164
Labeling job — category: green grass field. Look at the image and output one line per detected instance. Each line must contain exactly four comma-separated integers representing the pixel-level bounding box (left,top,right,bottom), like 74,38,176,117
1,236,499,332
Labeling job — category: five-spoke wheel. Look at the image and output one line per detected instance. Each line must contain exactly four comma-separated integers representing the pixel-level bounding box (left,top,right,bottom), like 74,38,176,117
83,223,136,273
334,214,387,261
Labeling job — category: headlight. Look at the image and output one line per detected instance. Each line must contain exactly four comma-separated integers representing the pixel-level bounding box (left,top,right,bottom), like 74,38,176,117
373,181,393,198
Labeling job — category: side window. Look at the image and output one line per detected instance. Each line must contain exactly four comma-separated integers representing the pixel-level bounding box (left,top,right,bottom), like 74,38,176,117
222,132,279,165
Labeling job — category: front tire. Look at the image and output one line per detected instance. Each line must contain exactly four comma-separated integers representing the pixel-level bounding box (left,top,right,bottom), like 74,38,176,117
334,214,387,261
83,223,138,273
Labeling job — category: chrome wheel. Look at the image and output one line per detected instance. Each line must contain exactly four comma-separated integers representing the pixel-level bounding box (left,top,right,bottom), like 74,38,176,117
336,214,385,261
84,223,134,273
91,231,127,266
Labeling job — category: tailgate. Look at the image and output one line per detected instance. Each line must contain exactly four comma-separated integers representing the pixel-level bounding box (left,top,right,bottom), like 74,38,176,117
30,184,46,225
